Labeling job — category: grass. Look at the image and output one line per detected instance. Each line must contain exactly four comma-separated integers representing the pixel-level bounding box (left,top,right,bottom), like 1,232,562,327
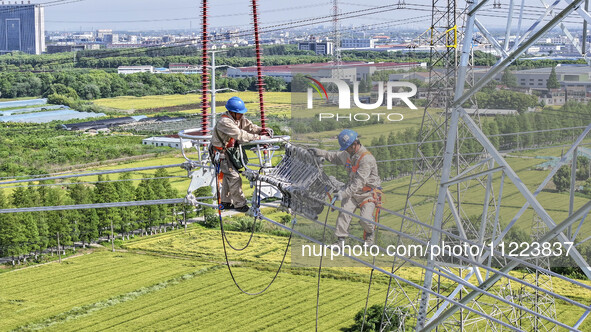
5,92,591,329
2,225,590,331
92,95,199,111
92,92,292,112
0,250,212,331
39,265,387,332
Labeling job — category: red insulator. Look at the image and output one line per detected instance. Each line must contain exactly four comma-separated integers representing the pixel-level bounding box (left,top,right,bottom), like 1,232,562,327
251,0,266,131
200,0,210,136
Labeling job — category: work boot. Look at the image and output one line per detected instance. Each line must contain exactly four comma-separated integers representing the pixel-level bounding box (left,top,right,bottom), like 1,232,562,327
220,202,234,210
234,205,250,213
327,237,346,251
364,232,375,247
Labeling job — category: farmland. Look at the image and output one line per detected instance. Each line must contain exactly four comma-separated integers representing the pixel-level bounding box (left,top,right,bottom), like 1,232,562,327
0,228,391,331
1,225,590,331
92,91,293,115
2,92,590,330
0,250,213,331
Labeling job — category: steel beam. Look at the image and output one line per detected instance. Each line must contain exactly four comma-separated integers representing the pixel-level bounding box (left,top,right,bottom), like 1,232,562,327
479,160,495,243
480,124,591,261
507,0,562,55
460,108,591,280
415,106,460,330
422,200,591,331
442,165,503,187
570,147,579,238
504,0,515,51
475,19,509,58
453,0,585,109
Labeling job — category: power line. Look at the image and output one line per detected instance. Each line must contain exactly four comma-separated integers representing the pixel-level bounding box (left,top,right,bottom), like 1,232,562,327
372,142,591,163
0,3,417,71
46,3,334,23
0,197,204,213
363,126,587,149
0,163,186,185
0,176,186,189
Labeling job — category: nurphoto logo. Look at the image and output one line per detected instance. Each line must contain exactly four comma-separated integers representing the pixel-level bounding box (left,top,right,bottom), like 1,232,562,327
306,77,418,110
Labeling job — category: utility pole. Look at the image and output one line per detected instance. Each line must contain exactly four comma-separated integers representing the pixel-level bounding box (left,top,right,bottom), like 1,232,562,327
183,206,187,233
110,219,115,252
184,207,187,232
208,50,231,128
57,232,62,263
584,0,590,54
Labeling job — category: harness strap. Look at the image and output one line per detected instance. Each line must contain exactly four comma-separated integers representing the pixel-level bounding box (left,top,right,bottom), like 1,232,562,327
360,187,383,240
214,114,236,149
346,151,372,173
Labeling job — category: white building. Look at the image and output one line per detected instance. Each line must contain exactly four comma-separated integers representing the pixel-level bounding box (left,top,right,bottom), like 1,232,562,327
142,137,192,149
341,38,376,49
298,41,334,55
0,3,45,55
169,63,200,74
118,66,154,74
228,62,420,84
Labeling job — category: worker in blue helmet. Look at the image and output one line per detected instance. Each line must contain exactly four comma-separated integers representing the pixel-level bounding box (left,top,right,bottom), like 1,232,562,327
211,96,272,212
309,129,381,247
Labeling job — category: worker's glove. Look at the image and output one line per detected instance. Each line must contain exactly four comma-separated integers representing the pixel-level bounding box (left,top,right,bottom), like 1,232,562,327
260,128,274,137
213,151,221,165
308,148,322,157
258,135,272,141
334,190,346,202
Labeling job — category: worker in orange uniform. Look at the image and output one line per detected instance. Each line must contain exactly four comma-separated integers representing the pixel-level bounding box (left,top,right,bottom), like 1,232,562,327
310,129,381,247
211,96,272,212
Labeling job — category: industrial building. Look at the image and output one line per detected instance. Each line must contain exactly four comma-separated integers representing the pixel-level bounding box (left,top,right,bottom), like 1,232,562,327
227,61,421,83
117,66,155,74
297,41,334,55
512,65,591,91
0,2,44,54
341,38,377,49
142,137,192,150
169,63,200,74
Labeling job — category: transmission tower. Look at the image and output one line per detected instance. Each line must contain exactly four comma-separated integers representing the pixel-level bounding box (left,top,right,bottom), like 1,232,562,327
380,0,591,329
381,0,500,328
515,215,557,331
332,0,342,70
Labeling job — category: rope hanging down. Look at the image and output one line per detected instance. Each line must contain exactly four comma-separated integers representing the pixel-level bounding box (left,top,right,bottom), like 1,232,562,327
213,161,293,295
219,169,264,252
315,196,336,332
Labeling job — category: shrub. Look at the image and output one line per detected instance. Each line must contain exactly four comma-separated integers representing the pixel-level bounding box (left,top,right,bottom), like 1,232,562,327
342,304,409,332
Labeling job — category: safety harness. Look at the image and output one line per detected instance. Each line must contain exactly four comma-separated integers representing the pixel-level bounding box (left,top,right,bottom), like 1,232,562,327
345,150,383,240
211,114,248,171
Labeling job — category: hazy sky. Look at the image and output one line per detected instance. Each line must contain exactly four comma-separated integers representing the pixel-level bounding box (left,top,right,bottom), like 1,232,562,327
25,0,591,34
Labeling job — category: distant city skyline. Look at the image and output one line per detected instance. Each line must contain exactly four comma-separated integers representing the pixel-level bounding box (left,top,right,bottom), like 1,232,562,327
14,0,587,34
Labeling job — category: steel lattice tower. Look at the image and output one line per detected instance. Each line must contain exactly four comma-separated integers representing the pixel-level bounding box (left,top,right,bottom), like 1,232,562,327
380,0,591,330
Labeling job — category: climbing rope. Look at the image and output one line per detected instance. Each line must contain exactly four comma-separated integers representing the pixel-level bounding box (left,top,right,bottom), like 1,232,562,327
361,201,382,331
214,161,293,295
218,168,263,252
315,195,337,331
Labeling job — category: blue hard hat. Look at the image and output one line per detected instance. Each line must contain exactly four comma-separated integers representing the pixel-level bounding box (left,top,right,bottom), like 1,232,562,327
338,129,358,151
225,96,247,114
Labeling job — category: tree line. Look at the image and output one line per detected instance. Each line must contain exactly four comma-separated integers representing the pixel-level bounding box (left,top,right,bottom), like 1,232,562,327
293,102,591,182
0,70,203,99
0,124,169,178
0,169,183,264
0,70,301,102
0,45,330,72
